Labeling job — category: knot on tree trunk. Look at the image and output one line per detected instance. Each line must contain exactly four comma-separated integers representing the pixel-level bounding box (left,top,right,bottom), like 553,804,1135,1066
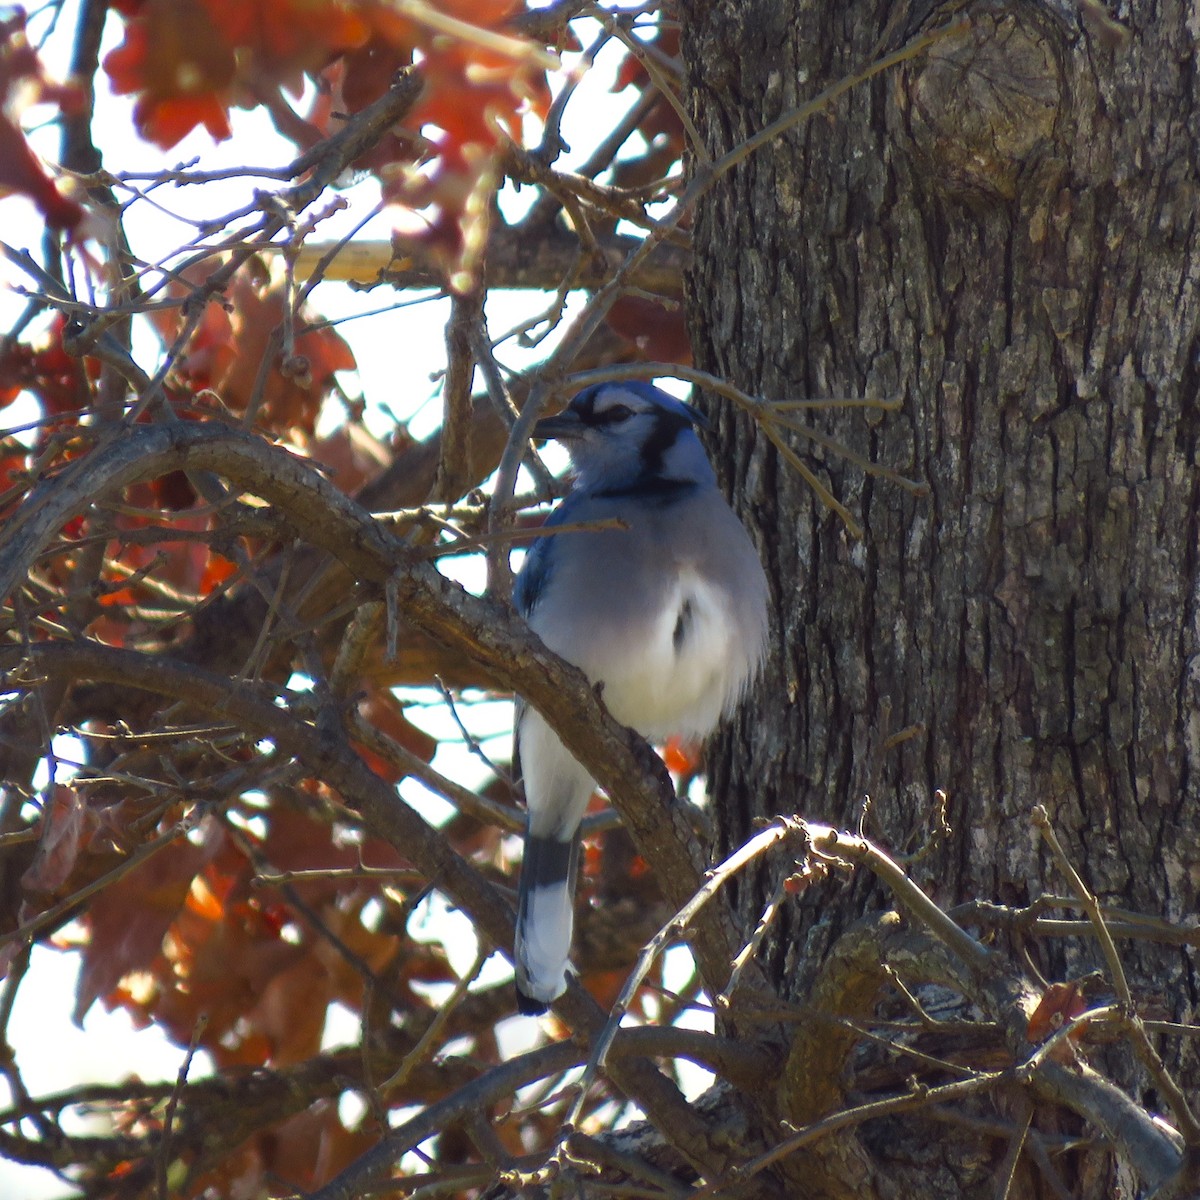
896,10,1062,203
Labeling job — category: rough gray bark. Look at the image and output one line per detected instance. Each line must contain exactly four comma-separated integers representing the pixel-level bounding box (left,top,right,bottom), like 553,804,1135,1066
682,0,1200,1192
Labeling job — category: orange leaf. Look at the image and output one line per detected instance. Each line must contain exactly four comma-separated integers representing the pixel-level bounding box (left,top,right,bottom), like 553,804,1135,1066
583,966,635,1014
244,952,332,1065
199,551,238,595
103,0,237,147
21,786,96,894
254,1100,377,1192
74,834,216,1023
386,5,551,292
1026,979,1088,1044
612,25,680,93
0,316,92,415
0,14,86,228
103,0,389,150
606,295,692,365
0,116,85,228
357,688,437,766
662,734,700,775
155,265,356,435
307,424,391,494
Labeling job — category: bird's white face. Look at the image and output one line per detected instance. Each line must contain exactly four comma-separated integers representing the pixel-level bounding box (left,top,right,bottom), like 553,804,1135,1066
536,383,711,493
562,388,660,480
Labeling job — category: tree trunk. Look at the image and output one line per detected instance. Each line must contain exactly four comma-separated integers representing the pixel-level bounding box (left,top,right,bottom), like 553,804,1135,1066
682,0,1200,1192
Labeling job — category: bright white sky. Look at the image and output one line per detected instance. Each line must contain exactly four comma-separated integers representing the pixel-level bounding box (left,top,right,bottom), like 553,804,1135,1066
0,5,709,1197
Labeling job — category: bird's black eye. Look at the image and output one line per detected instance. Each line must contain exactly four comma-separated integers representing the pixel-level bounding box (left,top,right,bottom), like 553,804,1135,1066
593,403,633,425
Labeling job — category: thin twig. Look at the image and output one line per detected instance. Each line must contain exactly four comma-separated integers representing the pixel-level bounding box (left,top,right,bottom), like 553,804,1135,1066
1032,806,1200,1146
806,822,992,973
717,871,789,1008
419,515,628,560
993,1096,1033,1200
486,379,552,599
0,806,207,953
156,1014,208,1200
381,947,488,1094
345,709,525,835
688,1069,1010,1199
583,4,708,165
561,362,887,535
560,818,806,1135
433,677,510,785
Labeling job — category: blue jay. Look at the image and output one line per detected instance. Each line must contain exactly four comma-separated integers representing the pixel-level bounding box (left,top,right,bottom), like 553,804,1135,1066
512,381,769,1014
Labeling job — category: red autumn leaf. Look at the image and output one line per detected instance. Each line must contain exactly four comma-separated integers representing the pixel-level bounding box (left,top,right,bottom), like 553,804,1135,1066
321,902,413,1009
103,0,392,150
103,1159,139,1183
261,1102,377,1192
260,805,363,896
97,585,138,609
105,13,231,145
103,0,237,147
113,500,224,600
307,423,391,495
260,804,404,898
0,13,85,114
319,33,418,176
102,812,406,1066
154,294,238,392
583,966,632,1014
627,852,650,880
351,688,438,783
21,786,97,895
0,118,85,228
0,344,28,409
243,951,332,1065
606,295,692,365
105,0,554,291
74,833,217,1023
129,859,310,1060
612,25,680,93
0,446,27,522
188,1100,376,1196
662,734,701,775
198,550,238,595
1026,979,1089,1044
353,745,400,785
0,14,86,229
387,3,551,292
0,316,98,415
338,32,414,111
400,941,456,985
437,0,521,21
213,0,375,95
154,264,356,435
610,22,684,149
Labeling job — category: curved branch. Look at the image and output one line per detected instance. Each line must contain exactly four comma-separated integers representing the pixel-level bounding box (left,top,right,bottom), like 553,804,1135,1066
307,1026,764,1200
4,640,505,943
750,825,1188,1193
0,422,741,999
6,636,728,1173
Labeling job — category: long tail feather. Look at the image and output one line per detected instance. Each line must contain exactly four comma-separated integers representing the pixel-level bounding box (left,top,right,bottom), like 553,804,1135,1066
513,833,579,1014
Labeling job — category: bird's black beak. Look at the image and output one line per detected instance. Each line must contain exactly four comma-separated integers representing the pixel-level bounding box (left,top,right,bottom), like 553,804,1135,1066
532,409,583,441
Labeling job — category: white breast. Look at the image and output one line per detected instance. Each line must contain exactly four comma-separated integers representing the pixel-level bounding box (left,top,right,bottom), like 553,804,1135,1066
580,569,756,741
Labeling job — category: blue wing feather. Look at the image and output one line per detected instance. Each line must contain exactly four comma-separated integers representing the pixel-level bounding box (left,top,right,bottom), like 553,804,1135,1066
513,494,589,617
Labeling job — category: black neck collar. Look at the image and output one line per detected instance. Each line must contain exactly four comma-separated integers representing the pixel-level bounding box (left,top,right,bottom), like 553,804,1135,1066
592,476,697,502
